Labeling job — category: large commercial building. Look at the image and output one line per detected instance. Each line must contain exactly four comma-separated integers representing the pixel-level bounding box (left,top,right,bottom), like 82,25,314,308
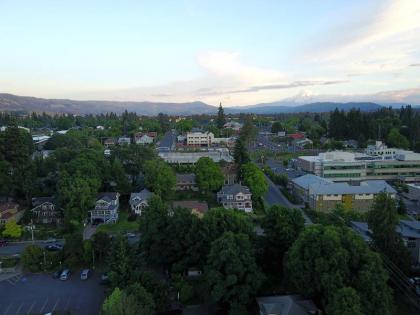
292,174,396,212
186,132,214,147
297,147,420,182
158,148,233,164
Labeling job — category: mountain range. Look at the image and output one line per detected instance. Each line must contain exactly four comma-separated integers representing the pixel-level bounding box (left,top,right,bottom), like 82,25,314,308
0,93,417,116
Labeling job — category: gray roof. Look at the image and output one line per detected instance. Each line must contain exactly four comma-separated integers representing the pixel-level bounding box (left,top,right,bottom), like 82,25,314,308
292,174,332,190
257,295,318,315
218,184,251,196
352,220,420,239
32,197,56,207
309,179,396,195
97,192,119,202
176,173,196,183
130,189,152,206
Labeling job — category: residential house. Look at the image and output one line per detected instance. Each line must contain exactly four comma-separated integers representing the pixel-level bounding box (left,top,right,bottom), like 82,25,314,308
223,121,243,132
118,137,131,145
129,189,152,215
172,200,208,218
134,132,157,145
104,149,112,157
256,295,320,315
0,201,24,225
31,197,63,224
217,184,253,212
352,220,420,265
176,173,198,191
292,174,396,212
104,138,116,147
96,125,105,130
90,192,120,224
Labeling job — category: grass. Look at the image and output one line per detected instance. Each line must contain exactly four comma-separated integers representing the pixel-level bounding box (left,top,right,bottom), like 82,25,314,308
96,211,139,235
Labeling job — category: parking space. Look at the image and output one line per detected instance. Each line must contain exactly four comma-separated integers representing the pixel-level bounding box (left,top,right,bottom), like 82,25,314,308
0,272,106,315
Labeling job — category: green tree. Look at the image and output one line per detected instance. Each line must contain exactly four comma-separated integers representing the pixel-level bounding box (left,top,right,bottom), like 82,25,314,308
233,139,250,166
2,219,22,238
239,116,257,144
195,157,224,193
326,287,363,315
176,119,193,132
241,163,268,200
387,128,409,149
367,192,411,272
123,283,156,315
109,236,133,288
261,206,304,272
205,232,264,308
397,197,407,215
21,245,43,272
144,159,176,197
111,158,131,195
285,225,393,314
102,287,124,315
92,231,112,263
271,121,284,134
216,103,226,129
137,271,170,313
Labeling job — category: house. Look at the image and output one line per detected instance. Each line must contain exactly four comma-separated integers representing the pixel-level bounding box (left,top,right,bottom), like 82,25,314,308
292,174,396,212
352,220,420,265
256,295,320,315
0,201,24,225
90,192,120,224
176,173,198,191
223,121,243,132
294,138,313,149
96,125,105,130
135,134,154,145
172,200,208,218
217,184,253,212
104,149,111,157
288,133,305,140
104,138,116,146
118,137,131,145
129,189,152,215
31,197,63,224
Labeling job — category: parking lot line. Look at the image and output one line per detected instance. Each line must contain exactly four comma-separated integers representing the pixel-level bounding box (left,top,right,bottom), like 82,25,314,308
51,298,60,312
38,298,48,314
3,303,13,315
26,300,37,315
14,302,24,315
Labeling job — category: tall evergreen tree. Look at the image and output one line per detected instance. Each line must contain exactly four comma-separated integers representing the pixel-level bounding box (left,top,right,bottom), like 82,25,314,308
216,102,226,129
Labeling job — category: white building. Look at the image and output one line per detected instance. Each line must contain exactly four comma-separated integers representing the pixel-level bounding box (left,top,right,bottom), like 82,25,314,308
158,148,233,164
135,134,154,145
186,132,214,147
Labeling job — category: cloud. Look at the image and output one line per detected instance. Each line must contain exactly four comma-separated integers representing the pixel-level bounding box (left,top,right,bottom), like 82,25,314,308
410,63,420,67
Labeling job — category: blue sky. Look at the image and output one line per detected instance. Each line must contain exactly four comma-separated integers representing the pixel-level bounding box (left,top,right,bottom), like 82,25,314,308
1,0,420,105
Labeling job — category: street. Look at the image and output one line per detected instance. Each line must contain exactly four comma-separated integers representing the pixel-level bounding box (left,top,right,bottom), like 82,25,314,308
0,240,64,256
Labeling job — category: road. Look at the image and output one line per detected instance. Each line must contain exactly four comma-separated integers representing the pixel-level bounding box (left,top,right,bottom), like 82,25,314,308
263,174,312,225
157,130,176,151
0,240,64,256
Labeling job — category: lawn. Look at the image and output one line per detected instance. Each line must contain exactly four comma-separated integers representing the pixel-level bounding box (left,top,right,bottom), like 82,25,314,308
96,212,139,234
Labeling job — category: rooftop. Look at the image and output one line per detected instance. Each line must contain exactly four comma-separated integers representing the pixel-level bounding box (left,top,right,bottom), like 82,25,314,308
218,183,251,195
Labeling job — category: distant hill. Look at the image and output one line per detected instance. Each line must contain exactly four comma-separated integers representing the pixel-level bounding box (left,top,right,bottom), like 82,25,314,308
0,93,416,115
0,93,216,116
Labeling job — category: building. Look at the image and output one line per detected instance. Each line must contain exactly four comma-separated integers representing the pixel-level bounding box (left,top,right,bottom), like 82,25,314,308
217,184,253,212
176,173,198,191
256,295,320,315
0,201,23,225
90,192,120,224
352,220,420,264
129,189,152,215
158,148,233,164
223,121,243,132
172,200,208,218
297,150,420,182
117,137,131,145
186,132,214,147
104,138,116,146
31,197,63,224
135,134,154,145
292,174,396,212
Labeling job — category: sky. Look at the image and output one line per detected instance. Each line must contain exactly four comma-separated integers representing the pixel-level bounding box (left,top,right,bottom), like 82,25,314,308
1,0,420,106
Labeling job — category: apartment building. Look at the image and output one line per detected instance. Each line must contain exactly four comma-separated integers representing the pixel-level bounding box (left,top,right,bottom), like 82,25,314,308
186,132,214,147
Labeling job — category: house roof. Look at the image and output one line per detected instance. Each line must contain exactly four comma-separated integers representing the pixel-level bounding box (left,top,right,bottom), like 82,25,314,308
288,133,305,140
257,295,319,315
0,202,19,213
218,184,251,195
97,192,119,202
352,220,420,239
309,180,396,195
130,189,152,206
176,173,196,183
32,197,56,207
172,200,208,214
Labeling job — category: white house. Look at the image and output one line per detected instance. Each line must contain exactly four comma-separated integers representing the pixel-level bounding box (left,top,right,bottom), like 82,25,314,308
129,189,152,215
135,134,154,145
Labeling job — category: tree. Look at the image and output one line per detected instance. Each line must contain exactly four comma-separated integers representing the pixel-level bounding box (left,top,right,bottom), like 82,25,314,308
92,231,112,263
21,245,43,272
102,287,124,315
367,192,411,272
195,157,224,193
285,225,393,314
123,283,156,315
241,163,268,200
137,271,170,313
109,236,133,288
239,116,257,144
205,232,264,308
326,287,362,315
176,119,193,132
111,158,131,195
144,159,176,197
216,103,226,129
397,197,407,215
2,219,22,238
387,128,409,149
261,206,304,272
233,139,250,166
271,121,284,134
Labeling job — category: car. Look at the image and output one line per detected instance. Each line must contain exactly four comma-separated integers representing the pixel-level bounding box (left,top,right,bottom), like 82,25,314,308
43,238,57,243
0,240,8,247
45,243,63,251
100,273,110,285
60,269,71,281
80,269,91,280
125,232,136,238
52,269,63,279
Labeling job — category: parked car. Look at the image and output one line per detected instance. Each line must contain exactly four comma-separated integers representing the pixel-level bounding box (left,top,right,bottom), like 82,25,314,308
80,269,91,280
43,238,57,243
52,270,63,279
125,232,136,238
100,273,110,285
60,269,71,281
0,240,8,247
45,244,63,251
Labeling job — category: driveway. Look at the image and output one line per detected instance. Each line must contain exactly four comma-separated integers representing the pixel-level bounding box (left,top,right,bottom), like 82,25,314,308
0,272,106,315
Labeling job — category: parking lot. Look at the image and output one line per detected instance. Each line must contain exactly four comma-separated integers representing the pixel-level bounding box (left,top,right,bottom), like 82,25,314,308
0,272,106,315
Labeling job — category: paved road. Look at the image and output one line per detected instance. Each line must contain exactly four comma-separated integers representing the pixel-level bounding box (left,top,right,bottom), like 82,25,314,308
263,175,312,225
157,130,176,151
0,240,64,256
0,273,105,315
